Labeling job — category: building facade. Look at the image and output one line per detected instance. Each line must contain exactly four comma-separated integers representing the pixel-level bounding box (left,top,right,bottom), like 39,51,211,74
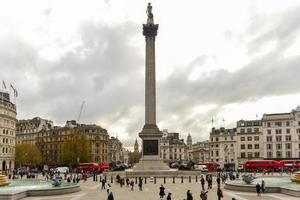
236,120,263,169
262,107,300,159
187,133,192,150
36,121,109,165
16,117,53,145
108,136,123,163
160,130,187,163
188,140,210,163
210,127,237,170
0,92,17,171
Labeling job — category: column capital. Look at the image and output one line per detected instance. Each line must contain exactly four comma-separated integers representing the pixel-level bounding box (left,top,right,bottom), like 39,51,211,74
143,24,159,38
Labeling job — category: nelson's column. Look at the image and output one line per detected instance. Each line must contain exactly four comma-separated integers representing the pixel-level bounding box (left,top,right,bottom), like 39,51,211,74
133,3,169,171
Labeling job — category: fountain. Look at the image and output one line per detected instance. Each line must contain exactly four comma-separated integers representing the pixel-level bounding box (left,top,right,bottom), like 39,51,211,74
291,171,300,183
225,174,300,197
0,175,9,187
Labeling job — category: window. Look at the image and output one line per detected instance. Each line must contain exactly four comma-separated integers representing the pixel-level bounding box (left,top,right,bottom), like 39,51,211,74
276,143,282,150
286,129,290,134
211,151,213,156
240,137,245,141
267,152,273,158
216,144,219,148
286,135,291,141
224,137,227,141
286,121,290,126
216,150,219,157
275,129,282,134
241,152,246,158
267,144,272,150
254,128,259,132
285,143,292,149
254,136,259,141
276,136,282,141
247,152,253,158
266,136,272,142
297,129,300,134
298,121,300,126
240,129,245,133
247,136,252,141
255,144,259,149
267,129,271,134
241,144,245,149
247,128,252,133
267,122,271,127
216,137,219,142
254,152,260,158
247,144,252,149
231,136,234,140
276,151,282,158
286,151,292,158
275,122,282,127
211,138,213,142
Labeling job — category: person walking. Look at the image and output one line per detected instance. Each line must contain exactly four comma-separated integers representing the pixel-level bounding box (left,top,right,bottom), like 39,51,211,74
107,192,114,200
187,190,193,200
166,192,172,200
101,178,106,190
261,180,265,193
159,184,165,199
217,188,223,200
216,176,221,188
256,183,261,196
138,177,143,191
130,180,134,191
200,175,205,191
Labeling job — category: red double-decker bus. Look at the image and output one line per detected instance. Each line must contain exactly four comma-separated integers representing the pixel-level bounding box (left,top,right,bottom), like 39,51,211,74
244,160,282,172
77,163,99,173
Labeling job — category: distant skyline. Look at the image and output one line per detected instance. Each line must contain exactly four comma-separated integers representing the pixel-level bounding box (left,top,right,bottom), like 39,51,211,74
1,0,300,148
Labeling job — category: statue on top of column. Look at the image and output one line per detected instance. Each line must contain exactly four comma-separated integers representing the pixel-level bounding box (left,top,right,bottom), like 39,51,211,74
146,2,154,24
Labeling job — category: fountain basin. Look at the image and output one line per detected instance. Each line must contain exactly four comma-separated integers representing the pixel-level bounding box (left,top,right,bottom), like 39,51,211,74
0,175,9,187
225,176,300,197
0,179,80,200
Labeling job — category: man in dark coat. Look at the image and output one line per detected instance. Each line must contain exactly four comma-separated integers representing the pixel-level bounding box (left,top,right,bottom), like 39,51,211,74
159,184,165,198
200,176,205,191
187,190,193,200
256,183,261,196
107,192,114,200
166,192,172,200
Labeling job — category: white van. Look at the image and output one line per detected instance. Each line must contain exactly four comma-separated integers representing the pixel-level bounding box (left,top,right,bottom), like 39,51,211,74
55,167,69,174
195,164,209,172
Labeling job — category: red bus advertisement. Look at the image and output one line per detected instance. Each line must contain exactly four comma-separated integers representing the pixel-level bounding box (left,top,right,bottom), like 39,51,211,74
77,163,99,173
244,160,282,172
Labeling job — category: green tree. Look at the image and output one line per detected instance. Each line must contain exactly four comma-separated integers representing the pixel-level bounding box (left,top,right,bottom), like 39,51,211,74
60,128,92,168
15,144,42,167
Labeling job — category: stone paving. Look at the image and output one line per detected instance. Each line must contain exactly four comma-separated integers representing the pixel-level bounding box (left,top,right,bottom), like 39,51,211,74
23,177,299,200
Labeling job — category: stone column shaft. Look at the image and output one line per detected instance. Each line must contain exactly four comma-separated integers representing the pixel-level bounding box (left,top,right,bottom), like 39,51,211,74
145,37,156,125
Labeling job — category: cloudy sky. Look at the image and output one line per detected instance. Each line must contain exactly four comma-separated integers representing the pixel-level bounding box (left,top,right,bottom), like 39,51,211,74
1,0,300,148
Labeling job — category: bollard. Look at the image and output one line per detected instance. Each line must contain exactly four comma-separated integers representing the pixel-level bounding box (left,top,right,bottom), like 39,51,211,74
173,176,175,184
100,175,102,182
195,176,197,182
181,176,183,183
135,177,138,184
189,176,191,183
105,176,107,182
164,177,166,184
145,177,147,184
111,176,113,183
96,175,98,182
154,177,156,184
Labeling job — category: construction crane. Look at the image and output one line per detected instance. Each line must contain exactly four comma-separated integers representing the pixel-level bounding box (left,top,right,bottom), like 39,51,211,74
77,101,85,123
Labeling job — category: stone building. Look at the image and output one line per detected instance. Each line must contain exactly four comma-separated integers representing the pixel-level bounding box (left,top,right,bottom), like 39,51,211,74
210,127,237,170
262,106,300,159
16,117,53,145
160,130,187,163
188,140,210,163
108,136,123,163
36,121,109,165
186,133,192,150
236,120,263,169
0,92,17,172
